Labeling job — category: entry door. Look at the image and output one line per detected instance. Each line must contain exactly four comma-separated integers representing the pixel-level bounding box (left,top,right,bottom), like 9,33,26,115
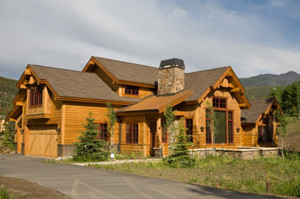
150,122,156,156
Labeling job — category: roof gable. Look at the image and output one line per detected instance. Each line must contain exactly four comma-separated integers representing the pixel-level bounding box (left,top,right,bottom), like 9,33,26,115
28,65,140,105
83,56,158,88
241,98,281,124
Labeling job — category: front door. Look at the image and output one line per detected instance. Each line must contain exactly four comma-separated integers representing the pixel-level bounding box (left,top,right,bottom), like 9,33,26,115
150,122,156,156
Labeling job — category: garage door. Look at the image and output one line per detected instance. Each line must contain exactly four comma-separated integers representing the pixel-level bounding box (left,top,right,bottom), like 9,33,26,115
28,125,58,158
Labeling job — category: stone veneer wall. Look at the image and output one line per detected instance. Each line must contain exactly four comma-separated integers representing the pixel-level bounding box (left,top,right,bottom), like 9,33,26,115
158,67,184,95
190,148,279,160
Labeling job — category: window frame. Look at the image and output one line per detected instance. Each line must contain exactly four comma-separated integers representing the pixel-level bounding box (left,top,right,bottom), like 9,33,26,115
205,98,234,144
29,85,43,107
124,85,139,96
213,97,227,109
126,123,139,144
96,123,108,141
185,119,193,143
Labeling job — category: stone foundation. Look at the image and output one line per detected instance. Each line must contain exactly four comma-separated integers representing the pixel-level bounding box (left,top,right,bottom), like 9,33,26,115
190,147,279,160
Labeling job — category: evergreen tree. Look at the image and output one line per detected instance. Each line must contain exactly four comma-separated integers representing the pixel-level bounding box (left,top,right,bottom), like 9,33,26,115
1,121,15,151
73,113,109,161
164,118,195,168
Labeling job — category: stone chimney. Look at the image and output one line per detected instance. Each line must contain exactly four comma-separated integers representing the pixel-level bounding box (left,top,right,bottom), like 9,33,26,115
158,58,185,95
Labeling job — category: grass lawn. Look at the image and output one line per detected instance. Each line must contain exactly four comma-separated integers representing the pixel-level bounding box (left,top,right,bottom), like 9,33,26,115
91,154,300,197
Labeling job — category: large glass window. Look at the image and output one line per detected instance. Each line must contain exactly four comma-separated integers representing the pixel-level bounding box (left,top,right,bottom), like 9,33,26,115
214,111,226,143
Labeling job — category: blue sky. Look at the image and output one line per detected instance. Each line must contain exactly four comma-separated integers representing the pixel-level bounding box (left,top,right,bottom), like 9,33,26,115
0,0,299,80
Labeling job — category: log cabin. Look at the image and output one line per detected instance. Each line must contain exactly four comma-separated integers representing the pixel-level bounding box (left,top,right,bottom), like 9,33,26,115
7,57,281,158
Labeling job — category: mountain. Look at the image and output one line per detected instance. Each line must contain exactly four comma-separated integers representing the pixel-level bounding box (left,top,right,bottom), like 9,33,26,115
240,71,300,99
0,76,18,115
240,71,300,87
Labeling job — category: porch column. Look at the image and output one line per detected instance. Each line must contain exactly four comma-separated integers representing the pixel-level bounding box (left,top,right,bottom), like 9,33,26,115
142,115,147,157
156,115,162,148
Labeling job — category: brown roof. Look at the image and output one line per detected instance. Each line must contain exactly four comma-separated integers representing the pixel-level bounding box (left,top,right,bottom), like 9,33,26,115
117,90,193,113
30,65,140,103
94,57,230,102
241,98,275,123
185,67,229,101
94,57,159,85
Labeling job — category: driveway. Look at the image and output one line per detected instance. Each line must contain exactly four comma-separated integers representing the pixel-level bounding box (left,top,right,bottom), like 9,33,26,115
0,154,281,199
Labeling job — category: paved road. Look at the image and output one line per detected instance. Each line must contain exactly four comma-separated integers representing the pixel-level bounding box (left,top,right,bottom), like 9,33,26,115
0,154,281,199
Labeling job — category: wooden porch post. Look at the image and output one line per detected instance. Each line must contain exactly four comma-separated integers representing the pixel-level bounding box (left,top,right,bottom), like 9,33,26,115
143,115,147,157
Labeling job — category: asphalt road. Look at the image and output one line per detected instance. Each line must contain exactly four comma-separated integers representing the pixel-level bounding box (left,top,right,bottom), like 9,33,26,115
0,154,281,199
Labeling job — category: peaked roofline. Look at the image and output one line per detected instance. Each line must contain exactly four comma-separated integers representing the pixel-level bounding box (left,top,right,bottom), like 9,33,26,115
82,56,156,88
16,64,137,106
254,98,283,124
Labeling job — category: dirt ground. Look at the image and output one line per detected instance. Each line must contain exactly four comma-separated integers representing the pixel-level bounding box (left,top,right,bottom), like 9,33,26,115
0,176,68,199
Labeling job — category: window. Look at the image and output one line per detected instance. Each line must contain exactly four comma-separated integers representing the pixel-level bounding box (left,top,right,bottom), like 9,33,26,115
125,85,139,95
162,127,168,143
258,126,272,142
206,110,212,143
186,119,193,142
206,108,234,144
97,123,108,141
30,85,43,106
228,111,233,143
213,98,226,108
126,123,138,144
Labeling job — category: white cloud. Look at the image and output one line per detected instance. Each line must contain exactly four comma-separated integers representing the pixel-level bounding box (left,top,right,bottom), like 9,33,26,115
0,0,299,79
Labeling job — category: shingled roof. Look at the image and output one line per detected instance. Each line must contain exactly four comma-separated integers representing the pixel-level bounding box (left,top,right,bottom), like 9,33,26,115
93,57,230,102
185,67,229,101
241,98,275,124
94,57,159,85
30,65,140,103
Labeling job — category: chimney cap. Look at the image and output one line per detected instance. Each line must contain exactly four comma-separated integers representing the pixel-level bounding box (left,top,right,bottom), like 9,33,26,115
159,58,185,69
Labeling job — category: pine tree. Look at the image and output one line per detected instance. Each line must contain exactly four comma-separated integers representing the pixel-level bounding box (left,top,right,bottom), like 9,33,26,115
164,118,195,168
73,113,109,161
1,121,15,151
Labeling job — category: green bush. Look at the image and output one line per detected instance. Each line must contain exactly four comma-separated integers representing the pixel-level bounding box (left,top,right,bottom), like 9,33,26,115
0,188,11,199
0,121,15,152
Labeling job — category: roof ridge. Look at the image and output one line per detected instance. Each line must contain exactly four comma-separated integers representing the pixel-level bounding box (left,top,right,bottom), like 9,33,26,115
31,64,95,75
186,66,230,75
94,56,158,69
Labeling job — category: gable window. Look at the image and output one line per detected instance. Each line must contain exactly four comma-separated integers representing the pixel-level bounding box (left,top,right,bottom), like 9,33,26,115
125,85,139,95
213,98,226,108
162,127,168,143
186,119,193,142
97,123,108,141
30,85,43,106
126,123,138,144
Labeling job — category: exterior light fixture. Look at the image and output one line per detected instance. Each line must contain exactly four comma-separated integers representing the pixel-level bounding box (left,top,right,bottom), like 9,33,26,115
237,127,240,133
200,126,205,132
56,128,61,134
20,129,24,134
